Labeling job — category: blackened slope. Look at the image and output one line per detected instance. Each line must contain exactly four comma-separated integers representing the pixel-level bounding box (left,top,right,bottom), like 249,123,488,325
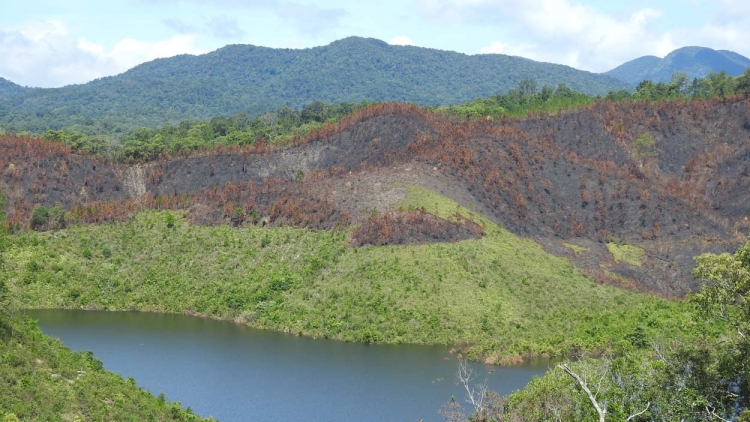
147,107,435,196
0,136,125,222
513,97,750,225
3,99,750,296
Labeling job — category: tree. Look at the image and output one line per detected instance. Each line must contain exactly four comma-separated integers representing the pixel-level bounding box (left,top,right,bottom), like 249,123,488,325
669,72,689,95
442,359,504,422
30,206,49,230
693,240,750,409
456,358,489,416
517,78,537,97
558,362,650,422
539,85,553,102
165,212,176,229
231,205,245,226
554,83,575,98
736,68,750,94
706,71,736,97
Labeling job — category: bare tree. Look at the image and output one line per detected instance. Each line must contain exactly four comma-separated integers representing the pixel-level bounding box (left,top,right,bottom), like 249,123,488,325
438,397,467,422
559,362,651,422
457,358,489,416
559,363,607,422
626,403,651,421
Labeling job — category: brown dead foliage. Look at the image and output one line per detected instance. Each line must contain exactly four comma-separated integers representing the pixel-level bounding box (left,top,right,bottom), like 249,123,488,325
350,209,484,247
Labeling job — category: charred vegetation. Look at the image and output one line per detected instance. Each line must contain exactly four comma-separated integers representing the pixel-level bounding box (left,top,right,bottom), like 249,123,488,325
2,98,749,296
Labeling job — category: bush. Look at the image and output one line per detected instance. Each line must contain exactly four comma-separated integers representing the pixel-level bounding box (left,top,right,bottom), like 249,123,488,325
632,132,658,159
30,206,49,230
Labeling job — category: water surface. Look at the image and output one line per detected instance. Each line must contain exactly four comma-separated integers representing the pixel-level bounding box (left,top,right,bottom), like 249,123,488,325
29,310,550,422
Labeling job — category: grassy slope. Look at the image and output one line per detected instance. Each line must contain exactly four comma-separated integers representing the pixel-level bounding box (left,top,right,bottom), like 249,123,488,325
6,187,709,362
0,315,209,421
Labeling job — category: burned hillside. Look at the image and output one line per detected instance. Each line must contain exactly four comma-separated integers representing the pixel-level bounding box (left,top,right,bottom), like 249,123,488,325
2,98,749,296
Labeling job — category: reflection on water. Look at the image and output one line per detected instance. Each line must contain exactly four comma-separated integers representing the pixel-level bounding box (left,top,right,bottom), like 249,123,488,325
29,309,551,422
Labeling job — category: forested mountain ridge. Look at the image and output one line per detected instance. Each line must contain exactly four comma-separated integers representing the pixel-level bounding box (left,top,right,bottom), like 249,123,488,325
0,37,629,134
0,77,27,97
606,46,750,85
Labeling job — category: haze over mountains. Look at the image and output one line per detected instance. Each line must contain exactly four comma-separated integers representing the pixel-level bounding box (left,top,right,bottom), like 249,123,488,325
605,46,750,86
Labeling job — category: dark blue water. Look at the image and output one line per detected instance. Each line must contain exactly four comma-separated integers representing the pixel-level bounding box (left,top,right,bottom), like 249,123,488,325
28,310,550,422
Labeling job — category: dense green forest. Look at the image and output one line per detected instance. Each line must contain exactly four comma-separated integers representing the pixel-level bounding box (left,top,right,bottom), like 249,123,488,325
438,68,750,119
605,46,750,85
0,37,629,134
0,78,27,97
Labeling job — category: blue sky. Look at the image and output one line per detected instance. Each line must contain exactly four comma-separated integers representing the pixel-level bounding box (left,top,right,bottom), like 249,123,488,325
1,0,749,87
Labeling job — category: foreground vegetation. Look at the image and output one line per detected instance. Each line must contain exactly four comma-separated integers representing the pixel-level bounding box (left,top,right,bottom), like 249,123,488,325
5,187,713,363
0,316,210,421
448,238,750,421
0,213,210,421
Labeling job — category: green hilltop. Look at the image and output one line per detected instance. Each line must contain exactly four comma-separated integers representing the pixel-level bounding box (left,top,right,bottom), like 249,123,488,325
0,37,629,134
606,46,750,85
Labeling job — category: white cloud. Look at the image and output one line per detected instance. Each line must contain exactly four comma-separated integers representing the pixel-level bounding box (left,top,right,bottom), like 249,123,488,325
109,35,203,69
478,41,537,58
275,2,347,35
0,20,205,88
418,0,750,72
207,15,246,39
388,36,415,46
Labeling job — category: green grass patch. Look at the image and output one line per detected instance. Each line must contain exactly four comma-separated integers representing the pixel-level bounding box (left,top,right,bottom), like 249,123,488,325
562,243,587,254
607,242,646,266
4,190,707,362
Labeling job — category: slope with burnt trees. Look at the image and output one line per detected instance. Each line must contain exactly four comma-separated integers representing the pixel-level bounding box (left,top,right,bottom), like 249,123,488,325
2,98,749,296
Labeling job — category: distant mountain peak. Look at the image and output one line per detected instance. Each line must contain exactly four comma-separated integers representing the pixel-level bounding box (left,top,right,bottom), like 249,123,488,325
605,46,750,85
326,36,392,51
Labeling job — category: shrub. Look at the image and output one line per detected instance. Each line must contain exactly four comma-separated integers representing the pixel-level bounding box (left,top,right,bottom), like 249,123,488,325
632,132,658,159
30,206,49,230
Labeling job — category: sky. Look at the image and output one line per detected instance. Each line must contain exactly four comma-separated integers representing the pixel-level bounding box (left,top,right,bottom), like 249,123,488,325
1,0,749,88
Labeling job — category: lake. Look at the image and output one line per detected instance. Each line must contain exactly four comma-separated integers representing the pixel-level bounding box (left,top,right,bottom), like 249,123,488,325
28,309,550,422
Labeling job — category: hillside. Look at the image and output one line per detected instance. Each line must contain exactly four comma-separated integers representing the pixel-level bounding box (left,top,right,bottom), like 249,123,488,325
0,37,629,134
606,46,750,85
3,97,750,299
0,77,27,97
0,313,211,421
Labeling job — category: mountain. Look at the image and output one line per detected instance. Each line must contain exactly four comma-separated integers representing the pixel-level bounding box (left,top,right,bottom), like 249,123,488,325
0,37,629,133
606,46,750,85
0,77,27,97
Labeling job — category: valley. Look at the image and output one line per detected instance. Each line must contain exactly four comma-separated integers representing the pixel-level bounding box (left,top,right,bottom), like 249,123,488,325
1,38,750,421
